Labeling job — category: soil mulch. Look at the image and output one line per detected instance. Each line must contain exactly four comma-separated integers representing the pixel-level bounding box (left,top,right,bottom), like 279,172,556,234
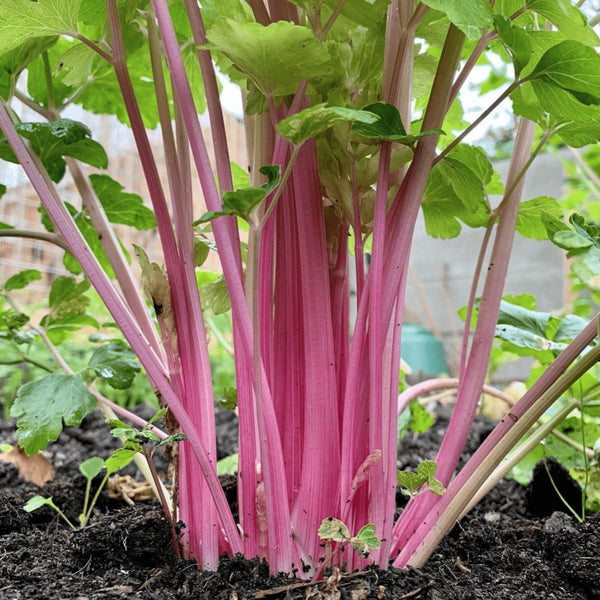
1,404,599,600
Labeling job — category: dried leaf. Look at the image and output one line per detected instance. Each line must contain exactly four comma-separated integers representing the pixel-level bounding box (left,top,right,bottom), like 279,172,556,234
0,445,54,485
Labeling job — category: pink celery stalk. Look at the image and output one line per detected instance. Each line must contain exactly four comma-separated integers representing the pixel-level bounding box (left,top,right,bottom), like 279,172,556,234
367,141,392,563
391,118,536,555
151,0,293,571
0,102,242,554
289,140,341,565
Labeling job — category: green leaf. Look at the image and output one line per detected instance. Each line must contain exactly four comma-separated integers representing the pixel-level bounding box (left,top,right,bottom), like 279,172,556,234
355,524,381,549
48,276,90,320
516,197,562,240
222,165,281,214
199,166,281,223
206,19,330,97
0,119,107,183
55,42,96,87
493,15,531,76
0,37,59,99
10,373,96,455
420,0,493,40
104,447,138,475
277,104,379,146
230,161,250,189
318,517,351,542
42,313,100,345
396,470,426,496
23,495,55,512
89,174,156,230
528,41,600,100
199,275,231,315
0,0,82,58
88,342,141,390
79,457,105,481
217,453,239,476
194,238,210,268
497,299,553,338
528,0,598,47
416,459,438,481
553,314,589,342
352,102,407,141
4,269,42,291
218,387,238,410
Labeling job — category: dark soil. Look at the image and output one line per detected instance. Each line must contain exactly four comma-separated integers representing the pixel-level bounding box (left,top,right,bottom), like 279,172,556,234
1,404,599,600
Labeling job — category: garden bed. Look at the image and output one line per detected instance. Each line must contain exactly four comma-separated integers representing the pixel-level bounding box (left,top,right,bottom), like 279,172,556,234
1,406,599,600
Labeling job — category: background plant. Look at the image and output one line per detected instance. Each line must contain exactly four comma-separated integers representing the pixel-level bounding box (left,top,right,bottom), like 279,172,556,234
1,0,600,579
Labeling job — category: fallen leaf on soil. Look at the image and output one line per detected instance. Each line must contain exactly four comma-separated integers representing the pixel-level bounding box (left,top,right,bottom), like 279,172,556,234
0,445,54,486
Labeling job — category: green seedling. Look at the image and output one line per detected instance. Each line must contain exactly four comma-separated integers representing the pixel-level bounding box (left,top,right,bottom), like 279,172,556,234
397,460,446,498
318,517,381,560
23,447,138,529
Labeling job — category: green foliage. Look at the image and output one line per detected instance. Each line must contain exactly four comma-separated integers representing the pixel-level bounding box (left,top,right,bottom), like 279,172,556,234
89,174,156,230
0,119,107,183
421,0,493,40
10,373,96,455
206,20,330,98
3,270,42,292
398,399,435,439
277,104,378,146
317,517,381,559
0,0,81,57
198,166,281,224
396,460,446,497
88,342,141,390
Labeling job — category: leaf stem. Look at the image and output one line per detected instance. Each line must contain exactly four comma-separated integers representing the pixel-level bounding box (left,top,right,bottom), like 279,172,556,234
0,228,70,251
434,80,521,165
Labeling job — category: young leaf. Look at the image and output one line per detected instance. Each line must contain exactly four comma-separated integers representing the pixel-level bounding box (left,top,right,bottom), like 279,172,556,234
352,102,407,141
3,269,42,291
23,495,55,513
79,457,105,481
396,470,426,496
217,453,239,476
48,276,90,320
104,448,138,475
493,16,531,77
89,174,156,230
420,0,493,40
355,524,381,549
88,342,141,390
277,104,379,146
516,197,562,240
199,275,231,315
206,19,330,97
318,517,351,543
10,373,96,455
0,0,82,58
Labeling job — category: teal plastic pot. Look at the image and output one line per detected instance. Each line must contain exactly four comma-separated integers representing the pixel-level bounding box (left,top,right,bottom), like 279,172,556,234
401,324,448,375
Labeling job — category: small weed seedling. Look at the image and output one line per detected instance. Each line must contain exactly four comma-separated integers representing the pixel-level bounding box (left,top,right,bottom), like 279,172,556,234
24,448,138,529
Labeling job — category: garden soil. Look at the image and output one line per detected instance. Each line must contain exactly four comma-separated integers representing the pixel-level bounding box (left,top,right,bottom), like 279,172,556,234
1,404,599,600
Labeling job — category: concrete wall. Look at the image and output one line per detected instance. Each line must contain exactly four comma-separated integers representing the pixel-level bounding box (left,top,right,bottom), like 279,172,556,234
403,152,567,382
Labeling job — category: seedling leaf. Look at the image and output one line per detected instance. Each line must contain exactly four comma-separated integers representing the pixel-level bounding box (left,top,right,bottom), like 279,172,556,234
79,457,105,481
23,495,54,512
318,517,351,542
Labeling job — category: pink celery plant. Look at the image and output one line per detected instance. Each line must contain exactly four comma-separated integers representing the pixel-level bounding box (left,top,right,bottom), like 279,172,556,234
1,0,600,578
